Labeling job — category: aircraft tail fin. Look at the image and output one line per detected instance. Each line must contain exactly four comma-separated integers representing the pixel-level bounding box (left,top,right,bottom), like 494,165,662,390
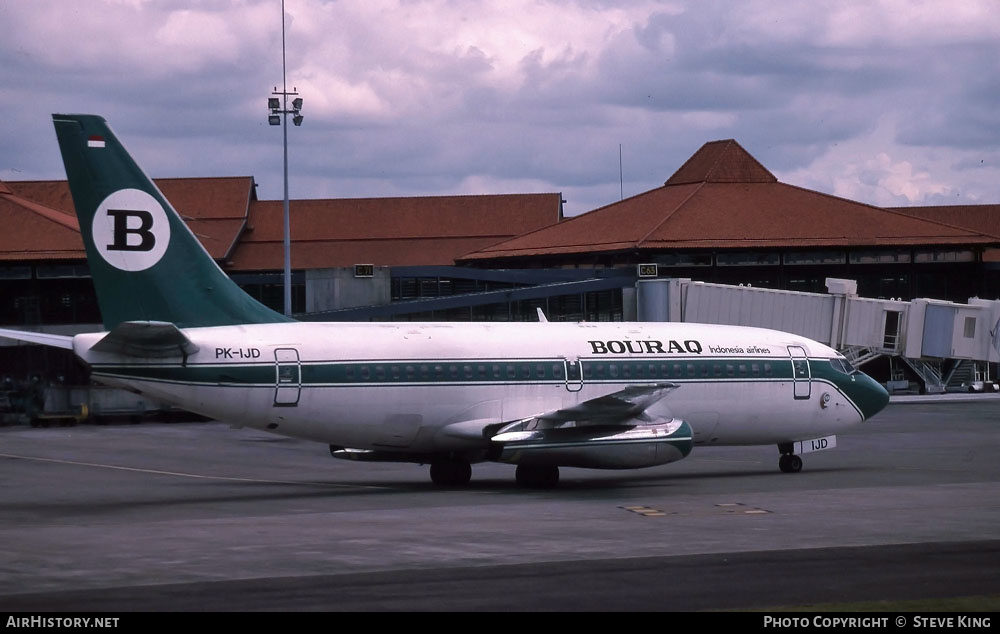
51,114,292,330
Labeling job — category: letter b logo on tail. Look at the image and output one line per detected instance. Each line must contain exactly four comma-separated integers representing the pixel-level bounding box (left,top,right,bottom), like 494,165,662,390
92,189,170,271
106,209,156,251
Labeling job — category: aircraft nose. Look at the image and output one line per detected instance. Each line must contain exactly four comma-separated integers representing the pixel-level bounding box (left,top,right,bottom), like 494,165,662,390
856,371,890,420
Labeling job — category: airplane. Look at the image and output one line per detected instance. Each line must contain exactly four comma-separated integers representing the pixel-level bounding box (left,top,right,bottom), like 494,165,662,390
0,114,890,488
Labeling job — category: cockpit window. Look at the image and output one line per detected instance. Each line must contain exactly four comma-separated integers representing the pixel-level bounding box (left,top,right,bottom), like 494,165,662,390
830,357,857,375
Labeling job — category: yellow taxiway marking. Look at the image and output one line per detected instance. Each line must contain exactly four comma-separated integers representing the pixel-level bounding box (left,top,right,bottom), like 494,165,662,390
716,502,772,514
621,505,670,517
622,503,772,517
0,452,389,490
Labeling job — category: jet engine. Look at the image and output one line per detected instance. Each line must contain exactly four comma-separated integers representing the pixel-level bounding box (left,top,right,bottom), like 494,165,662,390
490,417,692,469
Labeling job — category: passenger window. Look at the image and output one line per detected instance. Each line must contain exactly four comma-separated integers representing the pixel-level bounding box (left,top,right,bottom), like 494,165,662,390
764,363,773,377
361,366,371,380
726,364,735,378
375,366,385,380
609,364,619,378
463,365,473,379
536,364,546,379
553,364,564,379
346,367,355,380
405,365,415,380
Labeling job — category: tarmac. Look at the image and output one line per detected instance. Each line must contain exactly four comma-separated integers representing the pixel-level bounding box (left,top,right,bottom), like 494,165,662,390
0,399,997,611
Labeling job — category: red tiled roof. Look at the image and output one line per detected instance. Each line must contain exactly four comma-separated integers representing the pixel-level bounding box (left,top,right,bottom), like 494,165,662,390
665,139,776,185
0,183,84,261
1,177,560,269
889,204,1000,240
156,177,255,260
4,177,255,261
228,193,561,269
460,142,997,262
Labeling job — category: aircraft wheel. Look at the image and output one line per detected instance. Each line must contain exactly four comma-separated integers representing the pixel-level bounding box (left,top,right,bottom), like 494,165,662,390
779,454,803,473
515,464,560,489
430,459,472,486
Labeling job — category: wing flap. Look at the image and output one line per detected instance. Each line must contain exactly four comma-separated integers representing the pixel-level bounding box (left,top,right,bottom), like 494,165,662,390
536,382,679,423
90,321,199,358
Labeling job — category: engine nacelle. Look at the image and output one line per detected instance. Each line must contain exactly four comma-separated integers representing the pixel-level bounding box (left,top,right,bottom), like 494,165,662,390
491,418,693,469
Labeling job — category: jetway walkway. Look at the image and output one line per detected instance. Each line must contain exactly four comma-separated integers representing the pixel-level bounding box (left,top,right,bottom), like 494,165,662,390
637,278,1000,394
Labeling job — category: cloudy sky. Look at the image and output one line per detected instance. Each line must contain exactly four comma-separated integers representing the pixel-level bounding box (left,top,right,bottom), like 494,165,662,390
1,0,999,216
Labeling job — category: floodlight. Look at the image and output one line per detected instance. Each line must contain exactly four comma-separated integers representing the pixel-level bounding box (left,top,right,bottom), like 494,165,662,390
268,97,280,110
292,114,304,127
291,97,303,110
268,115,281,126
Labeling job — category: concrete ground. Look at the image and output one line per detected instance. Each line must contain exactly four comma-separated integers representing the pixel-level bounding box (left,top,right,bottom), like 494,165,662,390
0,400,997,611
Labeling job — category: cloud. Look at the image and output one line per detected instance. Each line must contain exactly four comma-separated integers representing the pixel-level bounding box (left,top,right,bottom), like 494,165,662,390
777,117,1000,206
1,0,999,217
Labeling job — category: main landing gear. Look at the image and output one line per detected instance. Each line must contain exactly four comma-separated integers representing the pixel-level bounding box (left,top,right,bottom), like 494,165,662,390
429,457,472,486
427,458,562,488
515,464,560,489
777,442,803,473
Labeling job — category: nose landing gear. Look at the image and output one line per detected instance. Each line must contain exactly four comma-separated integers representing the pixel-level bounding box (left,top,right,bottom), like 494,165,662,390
778,453,803,473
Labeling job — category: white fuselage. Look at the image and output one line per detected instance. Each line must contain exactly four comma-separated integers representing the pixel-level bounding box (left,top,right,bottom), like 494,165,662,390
75,321,879,453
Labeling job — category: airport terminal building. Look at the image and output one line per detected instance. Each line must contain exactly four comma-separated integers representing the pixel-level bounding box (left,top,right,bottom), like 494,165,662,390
2,139,999,415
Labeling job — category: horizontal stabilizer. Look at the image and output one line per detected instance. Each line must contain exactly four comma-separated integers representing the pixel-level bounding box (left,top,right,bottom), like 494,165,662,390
90,321,199,358
0,328,74,350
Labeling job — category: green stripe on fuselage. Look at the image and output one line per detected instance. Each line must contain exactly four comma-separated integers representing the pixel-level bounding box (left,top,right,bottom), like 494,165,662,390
92,355,803,386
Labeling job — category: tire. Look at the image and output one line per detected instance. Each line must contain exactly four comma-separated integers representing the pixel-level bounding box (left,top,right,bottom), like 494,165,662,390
515,464,560,488
430,459,472,486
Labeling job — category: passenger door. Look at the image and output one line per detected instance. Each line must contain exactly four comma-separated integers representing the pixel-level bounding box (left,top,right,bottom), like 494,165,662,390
787,345,811,400
274,348,301,406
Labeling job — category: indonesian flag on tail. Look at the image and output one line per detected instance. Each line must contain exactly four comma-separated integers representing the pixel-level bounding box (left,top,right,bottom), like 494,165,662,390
87,135,106,148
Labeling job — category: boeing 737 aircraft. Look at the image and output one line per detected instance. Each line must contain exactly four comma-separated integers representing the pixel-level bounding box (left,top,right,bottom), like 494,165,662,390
0,114,889,488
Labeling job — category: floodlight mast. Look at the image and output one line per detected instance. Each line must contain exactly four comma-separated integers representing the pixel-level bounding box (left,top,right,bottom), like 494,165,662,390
266,0,304,316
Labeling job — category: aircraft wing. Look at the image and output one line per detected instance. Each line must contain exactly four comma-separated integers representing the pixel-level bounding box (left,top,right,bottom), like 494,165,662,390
489,382,691,470
0,328,74,350
90,321,199,358
535,382,679,423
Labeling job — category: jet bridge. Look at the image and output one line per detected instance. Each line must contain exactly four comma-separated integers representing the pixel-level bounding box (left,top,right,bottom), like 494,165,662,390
637,278,1000,394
